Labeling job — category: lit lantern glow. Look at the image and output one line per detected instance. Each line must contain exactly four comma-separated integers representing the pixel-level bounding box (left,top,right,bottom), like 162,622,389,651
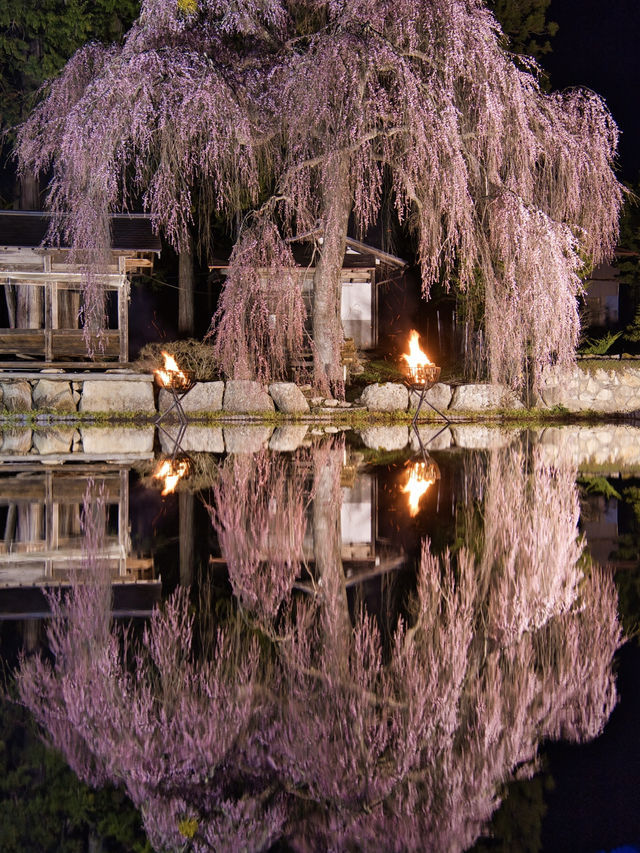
155,351,188,388
154,458,189,495
401,330,433,384
402,461,435,516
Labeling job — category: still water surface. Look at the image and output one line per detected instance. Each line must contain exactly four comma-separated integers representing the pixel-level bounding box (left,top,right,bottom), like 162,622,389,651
1,422,640,852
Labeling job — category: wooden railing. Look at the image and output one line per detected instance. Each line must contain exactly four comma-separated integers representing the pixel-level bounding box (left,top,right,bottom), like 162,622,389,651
0,267,129,362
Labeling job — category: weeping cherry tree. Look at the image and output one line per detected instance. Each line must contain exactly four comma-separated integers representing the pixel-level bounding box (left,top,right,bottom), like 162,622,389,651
17,0,623,393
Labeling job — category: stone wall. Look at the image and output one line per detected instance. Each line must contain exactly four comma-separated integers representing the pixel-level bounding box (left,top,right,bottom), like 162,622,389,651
5,421,640,469
357,365,640,415
539,365,640,413
0,425,154,458
0,376,314,417
2,364,640,417
0,372,156,415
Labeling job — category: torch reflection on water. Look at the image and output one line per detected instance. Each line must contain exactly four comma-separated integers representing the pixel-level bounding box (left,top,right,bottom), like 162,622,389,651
402,461,436,516
154,458,189,496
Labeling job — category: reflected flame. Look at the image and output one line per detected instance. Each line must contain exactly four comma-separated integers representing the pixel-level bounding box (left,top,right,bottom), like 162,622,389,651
402,461,435,516
401,330,432,383
154,458,189,495
155,351,188,388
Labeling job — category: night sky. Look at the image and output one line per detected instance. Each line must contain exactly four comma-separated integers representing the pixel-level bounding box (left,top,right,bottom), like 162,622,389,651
544,0,640,184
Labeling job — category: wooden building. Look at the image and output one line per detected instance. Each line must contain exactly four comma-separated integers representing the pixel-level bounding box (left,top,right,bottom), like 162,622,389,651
210,236,407,351
0,461,159,621
0,210,161,363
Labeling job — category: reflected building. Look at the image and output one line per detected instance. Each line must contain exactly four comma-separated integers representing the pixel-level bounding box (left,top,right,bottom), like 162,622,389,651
206,445,409,605
0,459,159,630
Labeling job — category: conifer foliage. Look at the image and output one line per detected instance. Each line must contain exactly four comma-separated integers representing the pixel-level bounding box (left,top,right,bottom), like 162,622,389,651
17,0,623,391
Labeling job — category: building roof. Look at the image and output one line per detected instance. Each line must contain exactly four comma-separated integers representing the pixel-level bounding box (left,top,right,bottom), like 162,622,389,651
210,235,407,271
0,210,161,253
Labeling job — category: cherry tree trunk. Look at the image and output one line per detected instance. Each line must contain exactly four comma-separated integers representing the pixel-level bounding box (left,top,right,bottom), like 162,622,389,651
19,171,39,210
178,233,195,336
312,156,351,394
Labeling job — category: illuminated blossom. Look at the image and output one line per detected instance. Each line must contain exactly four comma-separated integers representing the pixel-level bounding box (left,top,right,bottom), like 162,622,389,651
17,0,623,391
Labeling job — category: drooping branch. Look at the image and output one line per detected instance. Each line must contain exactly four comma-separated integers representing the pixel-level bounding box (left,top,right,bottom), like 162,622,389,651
17,0,623,390
207,219,308,383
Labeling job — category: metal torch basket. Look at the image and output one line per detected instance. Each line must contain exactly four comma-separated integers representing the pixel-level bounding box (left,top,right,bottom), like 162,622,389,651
155,370,195,425
404,364,450,427
154,369,196,459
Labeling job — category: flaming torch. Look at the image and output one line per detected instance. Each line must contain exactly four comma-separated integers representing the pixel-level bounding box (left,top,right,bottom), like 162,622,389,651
155,351,189,390
154,351,195,427
401,330,448,425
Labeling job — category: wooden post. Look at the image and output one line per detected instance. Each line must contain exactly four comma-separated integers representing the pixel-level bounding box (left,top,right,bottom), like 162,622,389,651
118,257,129,362
179,491,195,587
118,467,130,575
44,256,53,361
45,471,56,578
372,268,378,348
44,281,53,361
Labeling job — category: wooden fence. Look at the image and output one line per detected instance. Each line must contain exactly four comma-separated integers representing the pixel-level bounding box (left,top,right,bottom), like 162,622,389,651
0,262,129,362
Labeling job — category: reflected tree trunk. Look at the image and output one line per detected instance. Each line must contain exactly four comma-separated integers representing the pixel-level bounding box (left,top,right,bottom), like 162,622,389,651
179,491,195,587
17,504,44,544
4,504,16,546
312,445,350,655
21,619,40,652
19,171,39,210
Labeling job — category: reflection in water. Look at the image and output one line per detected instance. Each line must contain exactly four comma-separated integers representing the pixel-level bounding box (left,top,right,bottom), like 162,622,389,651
16,442,622,852
205,449,312,619
402,459,437,516
478,447,585,644
0,464,154,588
154,457,190,496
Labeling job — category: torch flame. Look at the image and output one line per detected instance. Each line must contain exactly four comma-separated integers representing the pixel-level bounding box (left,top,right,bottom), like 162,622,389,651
155,351,188,388
401,461,435,516
154,458,189,495
401,330,432,382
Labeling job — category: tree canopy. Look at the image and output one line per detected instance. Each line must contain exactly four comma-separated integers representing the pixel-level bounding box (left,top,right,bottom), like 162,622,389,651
16,0,623,393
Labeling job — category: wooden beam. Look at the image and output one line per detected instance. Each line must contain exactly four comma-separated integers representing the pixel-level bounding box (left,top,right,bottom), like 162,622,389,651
0,369,151,380
44,280,53,361
0,270,123,287
0,329,123,358
0,452,154,464
0,361,136,370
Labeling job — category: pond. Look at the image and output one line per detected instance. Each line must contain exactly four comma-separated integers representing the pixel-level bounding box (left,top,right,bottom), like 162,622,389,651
1,422,639,852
